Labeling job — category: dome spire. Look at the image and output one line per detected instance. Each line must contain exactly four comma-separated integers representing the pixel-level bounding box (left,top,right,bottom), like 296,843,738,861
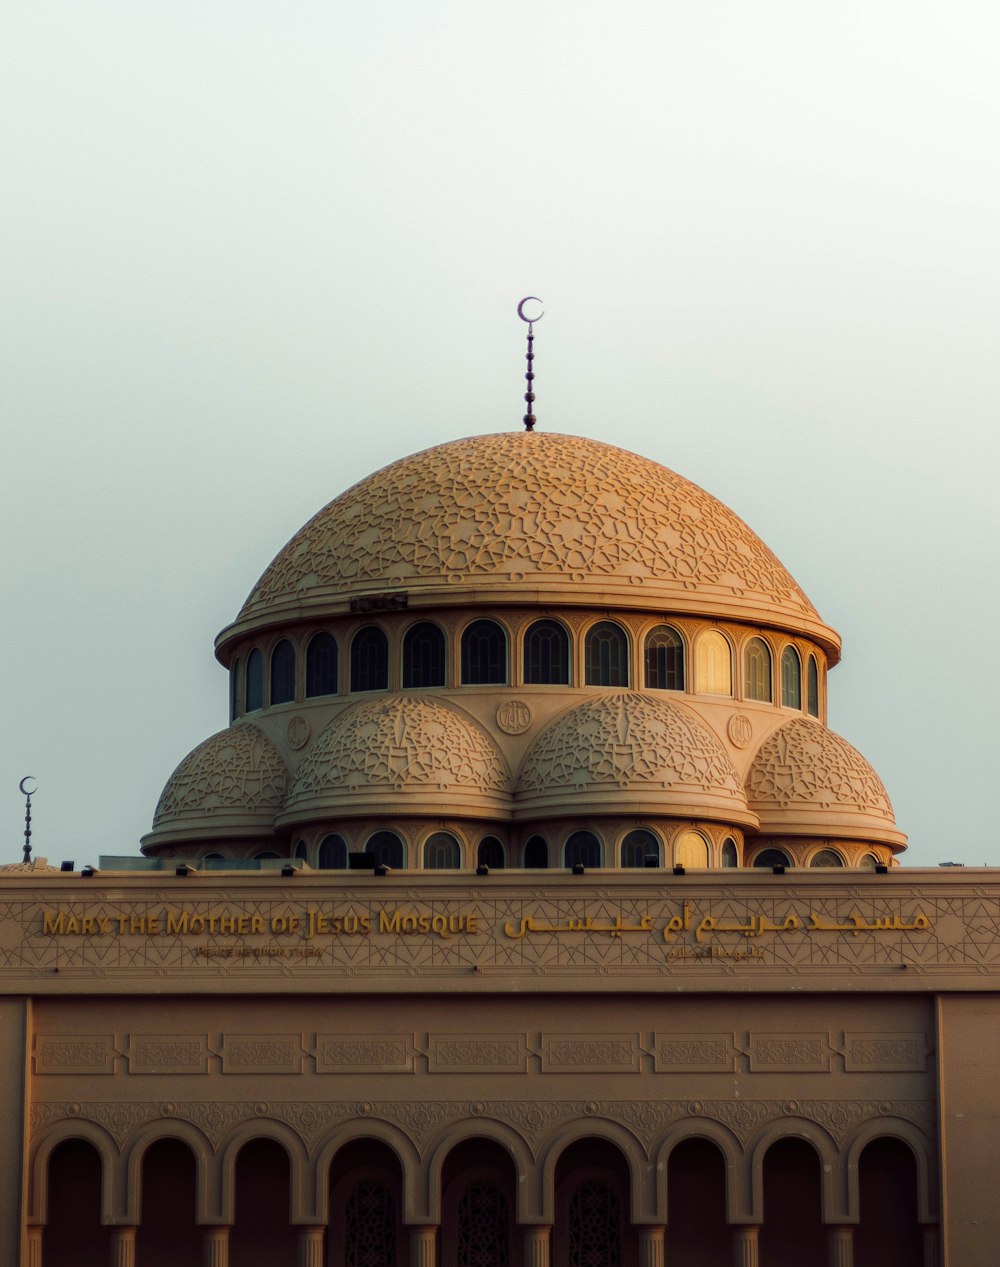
517,296,544,430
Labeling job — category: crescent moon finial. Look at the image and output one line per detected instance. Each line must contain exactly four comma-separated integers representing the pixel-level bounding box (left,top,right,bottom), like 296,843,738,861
516,297,544,430
517,296,544,324
19,776,36,797
19,776,36,864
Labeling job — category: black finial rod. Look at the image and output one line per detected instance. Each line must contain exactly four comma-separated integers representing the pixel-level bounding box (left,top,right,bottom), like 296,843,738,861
19,777,36,863
516,297,544,431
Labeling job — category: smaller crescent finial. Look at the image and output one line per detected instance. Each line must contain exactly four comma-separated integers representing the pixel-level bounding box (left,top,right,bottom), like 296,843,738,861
517,297,543,430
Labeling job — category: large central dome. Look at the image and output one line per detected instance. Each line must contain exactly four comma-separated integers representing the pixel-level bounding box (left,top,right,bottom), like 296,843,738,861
217,432,839,658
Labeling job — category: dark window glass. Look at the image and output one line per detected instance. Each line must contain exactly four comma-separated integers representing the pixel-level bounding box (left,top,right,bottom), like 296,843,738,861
810,849,844,868
477,837,506,869
366,831,404,869
306,633,338,698
721,837,738,868
344,1180,397,1267
807,655,820,716
744,638,772,702
270,639,296,705
461,620,508,684
781,646,802,709
456,1181,511,1267
753,848,792,868
524,836,549,868
567,1182,621,1267
245,648,263,712
423,832,461,869
585,621,628,686
254,851,280,860
402,622,446,688
294,839,308,862
644,626,684,690
523,620,570,685
351,627,389,692
230,659,240,722
621,829,659,867
318,835,347,869
565,830,602,868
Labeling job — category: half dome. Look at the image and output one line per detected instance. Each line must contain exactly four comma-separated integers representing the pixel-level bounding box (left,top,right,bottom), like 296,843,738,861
515,692,755,825
745,717,905,846
217,432,839,659
281,695,511,823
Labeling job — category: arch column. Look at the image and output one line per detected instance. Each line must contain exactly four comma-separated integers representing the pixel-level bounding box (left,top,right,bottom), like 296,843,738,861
732,1225,759,1267
826,1225,853,1266
110,1227,137,1267
203,1225,230,1267
409,1225,437,1267
523,1225,551,1267
297,1225,325,1267
26,1226,42,1267
637,1225,665,1267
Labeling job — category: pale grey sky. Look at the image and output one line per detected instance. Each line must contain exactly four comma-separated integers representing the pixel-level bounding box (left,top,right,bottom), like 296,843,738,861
3,0,998,867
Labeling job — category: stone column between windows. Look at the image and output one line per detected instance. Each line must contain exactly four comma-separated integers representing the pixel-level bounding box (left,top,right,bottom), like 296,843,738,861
203,1225,230,1267
110,1226,137,1267
297,1225,325,1267
637,1224,665,1267
26,1226,42,1267
409,1225,437,1267
732,1224,760,1267
826,1225,853,1267
523,1224,552,1267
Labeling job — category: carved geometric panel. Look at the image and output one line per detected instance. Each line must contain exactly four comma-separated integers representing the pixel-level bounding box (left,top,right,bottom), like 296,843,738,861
428,1034,528,1074
748,1032,832,1073
316,1034,415,1074
843,1032,928,1073
34,1034,117,1076
220,1034,304,1074
126,1034,210,1075
653,1032,737,1073
540,1034,641,1074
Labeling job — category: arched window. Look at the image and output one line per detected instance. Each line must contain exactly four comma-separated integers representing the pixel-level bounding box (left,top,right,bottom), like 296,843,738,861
621,829,660,868
753,848,792,868
644,625,684,690
564,831,602,868
781,645,802,709
318,835,347,869
351,626,389,692
294,839,308,862
423,832,461,869
230,659,240,722
524,836,549,868
585,621,629,686
810,848,844,868
477,837,506,869
254,851,280,860
270,639,296,705
366,831,404,870
523,620,570,685
744,638,772,702
860,853,881,870
343,1179,398,1267
695,631,732,695
674,830,709,868
245,648,263,712
306,632,338,698
566,1181,622,1267
807,655,820,717
454,1181,511,1267
403,621,446,688
461,620,508,685
721,837,739,867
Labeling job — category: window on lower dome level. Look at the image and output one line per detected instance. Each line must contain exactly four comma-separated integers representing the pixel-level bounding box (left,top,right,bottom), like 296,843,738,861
644,625,684,690
753,848,792,868
270,639,296,705
523,621,570,685
859,853,881,870
477,837,506,869
294,840,308,862
524,836,549,868
230,659,240,721
695,631,732,696
461,620,508,685
585,621,628,686
781,645,802,709
744,638,772,702
306,632,338,697
674,830,709,868
245,648,263,712
403,622,446,688
423,832,461,869
722,837,739,867
807,655,820,717
621,829,660,867
810,849,844,867
318,835,347,869
365,831,404,869
351,627,389,692
564,831,602,868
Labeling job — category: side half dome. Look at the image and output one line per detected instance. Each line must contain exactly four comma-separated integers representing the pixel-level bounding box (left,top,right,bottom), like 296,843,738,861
746,717,905,846
515,692,755,825
281,695,511,823
216,432,840,660
144,723,288,847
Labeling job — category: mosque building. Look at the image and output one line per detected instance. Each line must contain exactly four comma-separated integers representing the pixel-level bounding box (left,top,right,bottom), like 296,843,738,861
1,418,997,1266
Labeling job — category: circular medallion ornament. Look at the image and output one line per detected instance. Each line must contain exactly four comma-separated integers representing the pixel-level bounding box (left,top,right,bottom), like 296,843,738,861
496,699,532,735
286,715,310,750
727,714,753,749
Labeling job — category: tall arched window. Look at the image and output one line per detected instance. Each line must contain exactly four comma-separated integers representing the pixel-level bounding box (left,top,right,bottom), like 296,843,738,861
524,836,549,868
621,829,660,868
403,622,446,688
744,638,772,702
343,1179,398,1267
270,639,296,705
294,839,308,862
230,659,240,722
564,831,602,868
423,832,461,869
318,835,347,869
721,837,739,868
351,627,389,692
306,632,338,697
674,830,709,868
695,631,732,695
644,625,684,690
566,1182,622,1267
585,621,628,686
366,831,404,870
477,837,506,869
245,648,263,712
523,620,570,685
807,655,820,717
461,620,508,685
781,645,802,709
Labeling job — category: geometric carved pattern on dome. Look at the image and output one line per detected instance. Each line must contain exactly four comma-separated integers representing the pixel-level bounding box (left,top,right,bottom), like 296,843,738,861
152,724,288,826
516,692,743,797
290,696,510,799
746,717,894,820
238,432,818,622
